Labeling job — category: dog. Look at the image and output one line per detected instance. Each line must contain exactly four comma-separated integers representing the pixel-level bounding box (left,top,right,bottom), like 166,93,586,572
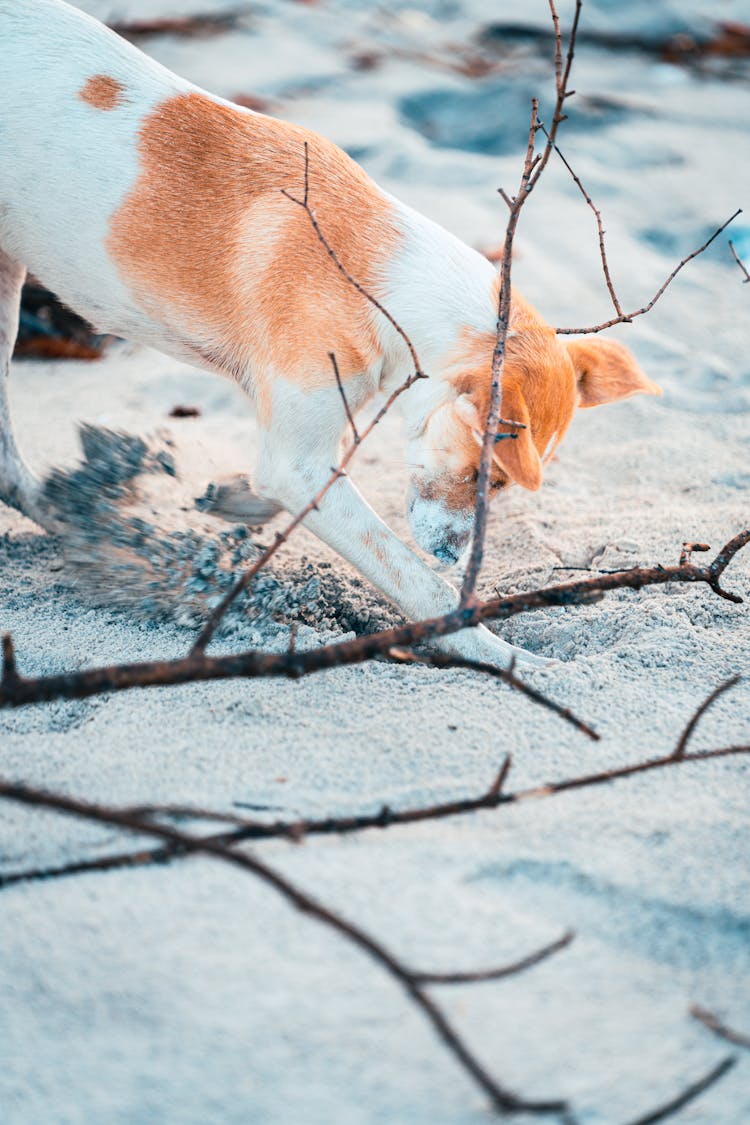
0,0,661,669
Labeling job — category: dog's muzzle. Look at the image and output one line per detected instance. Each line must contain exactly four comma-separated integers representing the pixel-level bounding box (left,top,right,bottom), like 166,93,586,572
408,491,473,566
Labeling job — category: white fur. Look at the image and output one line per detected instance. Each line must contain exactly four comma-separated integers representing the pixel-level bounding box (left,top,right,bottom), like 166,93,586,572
0,0,549,670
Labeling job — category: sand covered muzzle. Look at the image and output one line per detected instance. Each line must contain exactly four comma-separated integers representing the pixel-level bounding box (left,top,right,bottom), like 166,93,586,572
39,426,399,639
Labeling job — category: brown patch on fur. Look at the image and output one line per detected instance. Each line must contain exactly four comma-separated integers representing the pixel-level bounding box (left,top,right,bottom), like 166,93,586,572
108,94,399,421
79,75,126,111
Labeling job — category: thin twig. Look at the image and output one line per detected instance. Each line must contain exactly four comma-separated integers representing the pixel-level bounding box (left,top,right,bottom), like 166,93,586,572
2,634,18,686
282,143,426,379
330,351,359,444
413,930,574,984
671,675,741,759
191,367,422,654
691,1005,750,1050
556,210,742,335
460,96,541,605
728,240,750,283
539,123,622,317
387,647,599,740
0,778,567,1117
678,541,710,567
624,1057,735,1125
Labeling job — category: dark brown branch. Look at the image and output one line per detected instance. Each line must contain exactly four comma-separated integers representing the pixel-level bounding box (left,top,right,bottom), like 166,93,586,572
728,240,750,283
330,351,359,444
625,1056,736,1125
460,98,541,604
0,778,567,1117
555,209,742,335
4,680,747,892
110,11,249,39
2,532,746,710
691,1005,750,1049
461,0,582,604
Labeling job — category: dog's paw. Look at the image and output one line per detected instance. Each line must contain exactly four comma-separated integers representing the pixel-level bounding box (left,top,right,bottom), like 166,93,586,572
436,623,556,672
196,475,282,525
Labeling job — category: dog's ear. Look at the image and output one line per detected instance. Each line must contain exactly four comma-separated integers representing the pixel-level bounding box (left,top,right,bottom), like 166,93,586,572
566,338,661,408
492,381,543,491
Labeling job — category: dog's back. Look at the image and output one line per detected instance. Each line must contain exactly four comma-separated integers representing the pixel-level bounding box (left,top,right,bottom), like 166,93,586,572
0,1,193,337
0,0,398,381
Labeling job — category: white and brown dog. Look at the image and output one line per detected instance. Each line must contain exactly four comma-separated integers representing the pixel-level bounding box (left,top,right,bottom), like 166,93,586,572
0,0,660,668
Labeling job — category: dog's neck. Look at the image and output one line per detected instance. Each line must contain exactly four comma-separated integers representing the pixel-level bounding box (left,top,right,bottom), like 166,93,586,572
378,199,499,431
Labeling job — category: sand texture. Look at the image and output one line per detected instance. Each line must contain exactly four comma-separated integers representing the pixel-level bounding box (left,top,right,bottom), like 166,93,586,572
1,1,749,1122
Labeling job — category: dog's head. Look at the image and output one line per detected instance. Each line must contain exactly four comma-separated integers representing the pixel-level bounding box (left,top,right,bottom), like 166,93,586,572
407,292,661,565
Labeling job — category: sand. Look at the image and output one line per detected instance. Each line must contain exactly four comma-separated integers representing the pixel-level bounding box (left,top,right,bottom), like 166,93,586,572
1,1,749,1122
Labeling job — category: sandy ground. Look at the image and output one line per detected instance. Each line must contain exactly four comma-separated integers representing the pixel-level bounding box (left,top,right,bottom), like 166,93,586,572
1,1,749,1122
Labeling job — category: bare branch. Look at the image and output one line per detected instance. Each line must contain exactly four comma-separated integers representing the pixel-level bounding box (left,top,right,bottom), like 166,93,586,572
281,142,426,379
2,634,18,686
671,675,741,759
413,930,574,985
0,777,568,1117
624,1056,736,1125
1,531,747,709
329,351,359,444
460,96,541,604
387,647,599,740
539,123,622,316
691,1005,750,1050
556,210,742,335
728,240,750,283
678,541,710,566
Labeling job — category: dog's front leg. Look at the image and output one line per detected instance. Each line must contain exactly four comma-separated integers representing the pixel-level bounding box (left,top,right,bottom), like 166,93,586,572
259,461,546,670
0,249,46,523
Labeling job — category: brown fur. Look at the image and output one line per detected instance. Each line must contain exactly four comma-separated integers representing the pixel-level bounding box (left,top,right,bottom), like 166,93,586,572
108,93,400,422
79,75,126,111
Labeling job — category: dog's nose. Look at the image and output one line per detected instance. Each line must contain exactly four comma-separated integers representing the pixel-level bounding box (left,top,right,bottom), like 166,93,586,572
433,543,460,566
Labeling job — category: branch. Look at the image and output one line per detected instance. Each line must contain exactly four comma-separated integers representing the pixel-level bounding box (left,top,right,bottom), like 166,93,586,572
3,678,746,892
671,674,740,759
412,929,573,984
386,648,599,740
461,0,582,604
555,210,742,335
0,778,568,1117
728,240,750,283
625,1056,736,1125
281,143,426,379
539,123,622,316
330,351,359,444
1,532,746,710
691,1005,750,1050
